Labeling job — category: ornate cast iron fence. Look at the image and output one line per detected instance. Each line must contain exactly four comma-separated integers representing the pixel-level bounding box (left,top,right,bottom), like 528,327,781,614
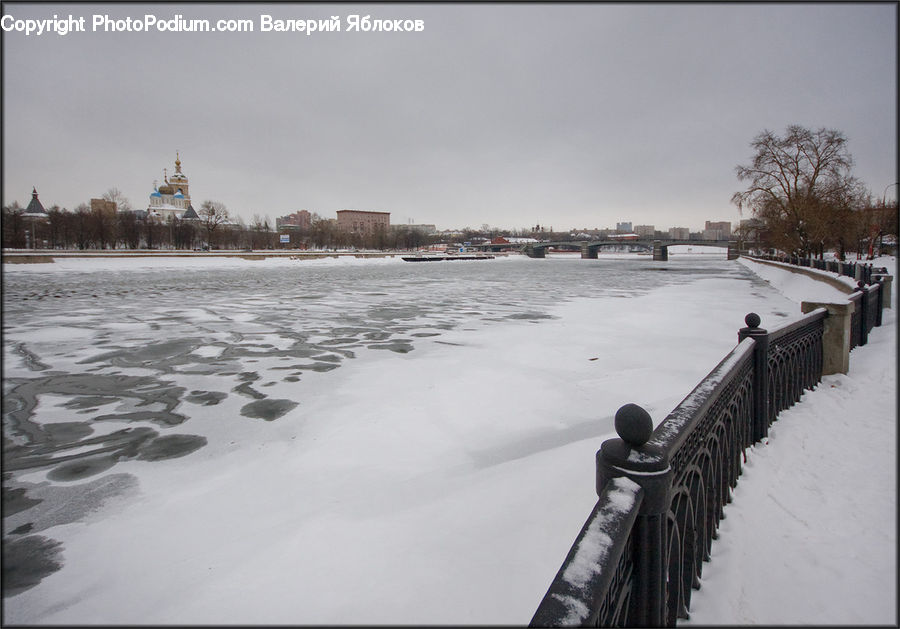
849,282,882,350
530,309,829,627
750,253,880,284
744,254,888,353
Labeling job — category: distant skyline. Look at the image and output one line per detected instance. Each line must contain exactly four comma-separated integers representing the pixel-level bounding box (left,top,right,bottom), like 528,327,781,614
2,2,897,232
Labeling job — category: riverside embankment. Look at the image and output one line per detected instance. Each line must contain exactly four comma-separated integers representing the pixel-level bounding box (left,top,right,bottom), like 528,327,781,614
682,255,896,625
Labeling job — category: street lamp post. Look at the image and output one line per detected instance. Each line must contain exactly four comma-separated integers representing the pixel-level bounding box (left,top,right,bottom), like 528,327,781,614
882,182,898,207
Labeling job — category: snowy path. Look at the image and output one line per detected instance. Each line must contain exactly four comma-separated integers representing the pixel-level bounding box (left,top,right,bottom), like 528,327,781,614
684,259,897,626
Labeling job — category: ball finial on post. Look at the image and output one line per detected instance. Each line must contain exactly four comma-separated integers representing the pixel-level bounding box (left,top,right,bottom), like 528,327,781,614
744,312,761,329
614,403,653,447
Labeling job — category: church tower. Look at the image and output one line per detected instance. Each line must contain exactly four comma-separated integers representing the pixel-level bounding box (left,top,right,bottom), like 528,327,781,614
168,151,190,202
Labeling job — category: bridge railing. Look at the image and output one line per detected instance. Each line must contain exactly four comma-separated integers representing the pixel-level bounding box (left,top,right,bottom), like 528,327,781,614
528,300,879,627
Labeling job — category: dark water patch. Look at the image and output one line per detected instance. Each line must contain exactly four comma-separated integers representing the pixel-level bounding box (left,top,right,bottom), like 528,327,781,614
313,354,343,363
261,382,276,387
3,473,139,536
3,487,42,517
2,473,141,595
47,455,117,481
42,422,93,444
237,371,260,382
411,332,441,337
506,312,555,321
308,362,340,372
92,410,188,427
331,327,375,337
5,426,157,472
233,382,266,400
12,343,50,371
240,399,298,421
363,331,392,341
318,337,362,346
2,535,64,597
4,374,187,439
368,341,414,353
283,376,301,382
368,306,421,321
62,395,119,409
136,434,207,461
77,338,205,372
184,390,228,406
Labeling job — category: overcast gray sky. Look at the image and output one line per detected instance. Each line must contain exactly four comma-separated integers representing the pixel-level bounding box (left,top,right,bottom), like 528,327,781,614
2,2,897,232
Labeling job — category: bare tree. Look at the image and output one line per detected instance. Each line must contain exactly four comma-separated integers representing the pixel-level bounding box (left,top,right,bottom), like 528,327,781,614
199,200,230,248
117,210,141,249
2,201,25,248
732,125,864,257
102,187,132,212
73,203,92,250
90,201,117,249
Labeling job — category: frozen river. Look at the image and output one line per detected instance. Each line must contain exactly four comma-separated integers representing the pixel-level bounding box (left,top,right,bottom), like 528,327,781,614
2,252,803,624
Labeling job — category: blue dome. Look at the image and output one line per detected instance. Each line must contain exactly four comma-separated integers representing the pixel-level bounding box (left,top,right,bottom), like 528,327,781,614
174,191,184,198
150,190,162,198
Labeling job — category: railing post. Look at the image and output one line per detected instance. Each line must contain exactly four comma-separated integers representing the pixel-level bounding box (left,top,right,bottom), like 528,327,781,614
873,273,892,309
801,301,853,375
855,282,869,346
737,313,769,442
596,404,671,627
874,280,884,327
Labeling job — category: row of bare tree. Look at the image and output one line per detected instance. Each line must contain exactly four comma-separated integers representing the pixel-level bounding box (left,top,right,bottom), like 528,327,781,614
732,125,897,259
2,195,246,251
1,197,446,251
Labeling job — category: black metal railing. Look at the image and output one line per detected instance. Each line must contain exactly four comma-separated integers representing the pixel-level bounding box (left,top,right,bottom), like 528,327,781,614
530,308,833,627
749,253,882,285
848,282,883,350
744,254,888,353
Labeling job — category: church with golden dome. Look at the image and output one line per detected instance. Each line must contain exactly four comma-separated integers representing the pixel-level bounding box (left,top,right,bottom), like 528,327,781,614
147,152,198,220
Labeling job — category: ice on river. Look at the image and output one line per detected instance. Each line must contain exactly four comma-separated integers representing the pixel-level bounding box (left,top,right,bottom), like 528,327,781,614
1,252,841,624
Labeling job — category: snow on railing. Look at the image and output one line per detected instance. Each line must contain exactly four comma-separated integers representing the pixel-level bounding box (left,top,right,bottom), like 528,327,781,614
530,305,848,627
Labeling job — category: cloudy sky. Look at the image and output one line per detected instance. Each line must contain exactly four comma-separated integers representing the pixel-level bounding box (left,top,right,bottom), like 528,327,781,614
2,2,896,232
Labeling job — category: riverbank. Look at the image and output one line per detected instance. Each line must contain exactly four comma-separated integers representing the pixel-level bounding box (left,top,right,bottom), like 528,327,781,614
1,248,419,263
682,256,897,625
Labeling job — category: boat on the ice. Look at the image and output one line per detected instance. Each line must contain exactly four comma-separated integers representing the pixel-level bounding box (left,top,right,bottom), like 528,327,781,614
401,252,495,262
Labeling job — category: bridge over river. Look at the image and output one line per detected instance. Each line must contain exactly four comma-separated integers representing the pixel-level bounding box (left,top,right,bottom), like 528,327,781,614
478,238,741,261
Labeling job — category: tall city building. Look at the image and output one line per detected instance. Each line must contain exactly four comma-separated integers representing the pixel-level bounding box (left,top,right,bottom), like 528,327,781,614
336,209,390,234
703,220,732,240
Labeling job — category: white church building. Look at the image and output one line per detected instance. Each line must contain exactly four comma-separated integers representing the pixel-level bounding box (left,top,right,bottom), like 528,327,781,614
147,152,199,221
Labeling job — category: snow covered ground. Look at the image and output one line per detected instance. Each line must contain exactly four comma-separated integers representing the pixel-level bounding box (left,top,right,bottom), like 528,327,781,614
2,252,895,624
683,256,897,626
